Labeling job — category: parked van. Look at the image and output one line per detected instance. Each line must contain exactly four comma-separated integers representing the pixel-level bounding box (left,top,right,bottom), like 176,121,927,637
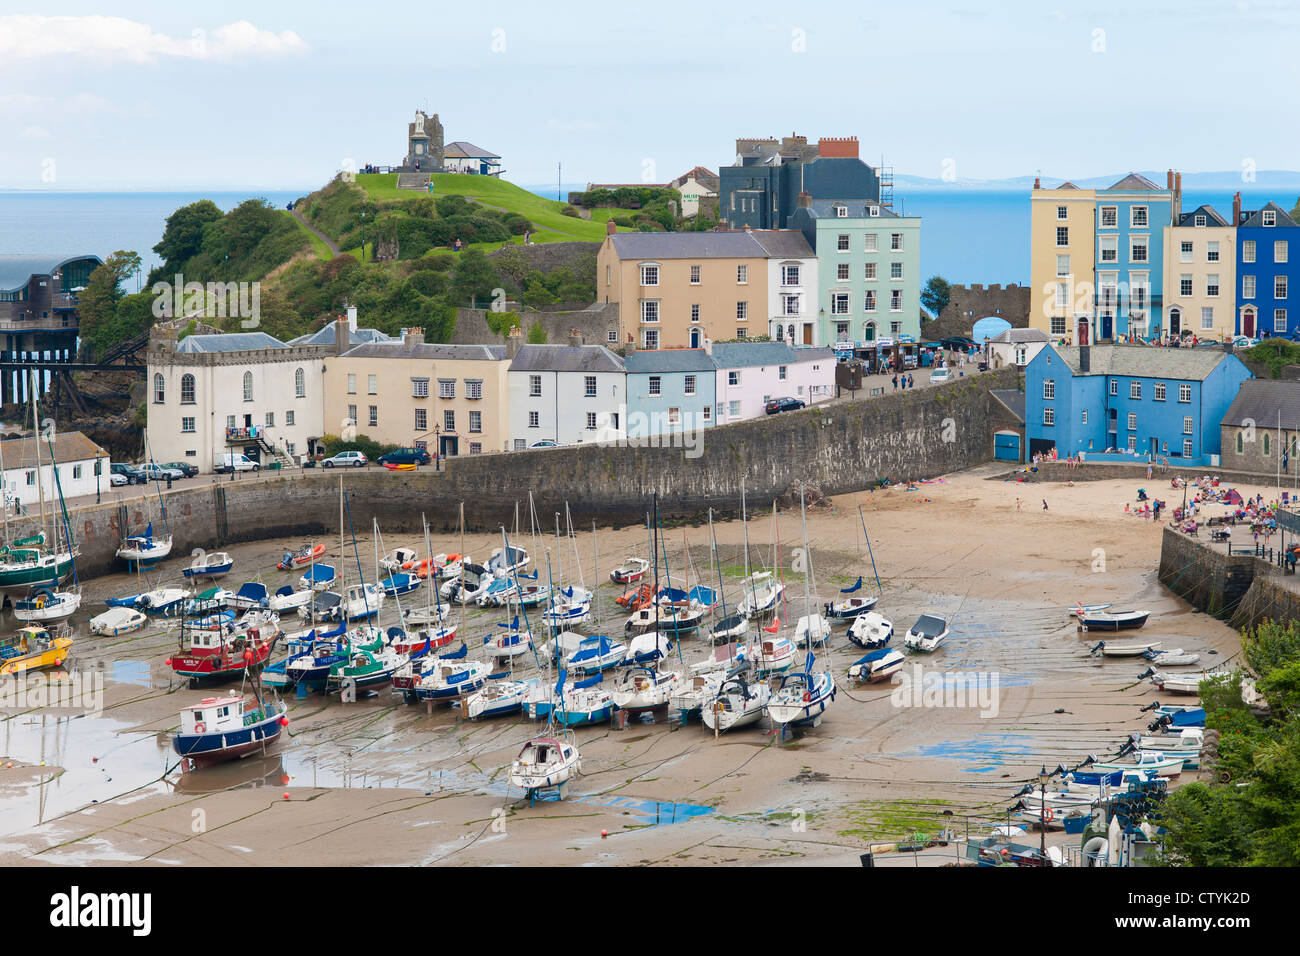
214,453,259,474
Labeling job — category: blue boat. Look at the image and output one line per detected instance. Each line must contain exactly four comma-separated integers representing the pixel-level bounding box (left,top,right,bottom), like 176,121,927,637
182,551,234,579
413,648,489,702
567,635,626,674
381,572,420,597
263,620,350,690
299,564,337,590
171,692,287,769
228,582,270,610
555,672,616,726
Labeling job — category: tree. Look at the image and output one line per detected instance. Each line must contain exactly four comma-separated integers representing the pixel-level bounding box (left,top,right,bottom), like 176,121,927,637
449,248,499,306
151,199,222,281
921,276,952,318
526,321,548,343
78,250,142,360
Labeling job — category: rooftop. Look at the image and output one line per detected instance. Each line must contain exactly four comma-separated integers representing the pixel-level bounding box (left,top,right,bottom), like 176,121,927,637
175,332,288,353
1221,379,1300,427
990,389,1026,422
0,430,109,470
444,141,501,160
340,341,506,361
1044,344,1238,380
624,349,717,374
710,342,833,368
608,230,812,260
0,254,102,293
288,324,396,347
1105,172,1166,192
510,344,626,373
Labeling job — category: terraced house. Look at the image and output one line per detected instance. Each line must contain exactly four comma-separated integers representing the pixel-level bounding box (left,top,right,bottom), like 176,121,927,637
1163,204,1235,341
1029,181,1096,342
595,222,816,349
1233,196,1299,338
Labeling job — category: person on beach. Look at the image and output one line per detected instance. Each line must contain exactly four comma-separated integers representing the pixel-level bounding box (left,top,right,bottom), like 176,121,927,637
1042,499,1049,510
1016,497,1022,512
892,374,898,390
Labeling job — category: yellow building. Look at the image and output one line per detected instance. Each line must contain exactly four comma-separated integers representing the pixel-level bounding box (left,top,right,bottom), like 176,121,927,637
1029,181,1096,342
323,330,511,458
1163,204,1236,341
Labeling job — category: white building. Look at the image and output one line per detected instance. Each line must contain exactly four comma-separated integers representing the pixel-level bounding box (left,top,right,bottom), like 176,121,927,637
754,231,820,346
507,341,626,448
709,341,836,423
0,431,109,509
987,327,1052,369
147,327,330,473
666,166,719,219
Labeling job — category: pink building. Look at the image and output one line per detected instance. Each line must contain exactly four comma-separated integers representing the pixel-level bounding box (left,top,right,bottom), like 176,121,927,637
708,341,836,423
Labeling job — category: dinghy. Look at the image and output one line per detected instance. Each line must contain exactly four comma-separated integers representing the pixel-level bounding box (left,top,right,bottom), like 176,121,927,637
1143,668,1203,696
848,647,906,683
172,692,287,770
182,551,233,579
611,666,681,714
509,735,581,798
1068,603,1113,617
609,557,649,584
847,611,893,649
1079,609,1150,631
0,623,73,676
89,606,147,636
1144,647,1200,667
380,547,419,573
794,613,831,648
1089,640,1161,658
824,578,879,620
616,583,654,610
703,675,771,733
277,543,326,570
12,585,81,623
903,614,949,653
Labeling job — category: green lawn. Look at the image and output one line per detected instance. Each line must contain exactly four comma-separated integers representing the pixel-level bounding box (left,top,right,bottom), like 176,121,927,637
355,173,615,244
283,211,334,261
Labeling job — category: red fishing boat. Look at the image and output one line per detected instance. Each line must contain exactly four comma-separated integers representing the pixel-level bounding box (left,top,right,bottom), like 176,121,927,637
167,613,280,683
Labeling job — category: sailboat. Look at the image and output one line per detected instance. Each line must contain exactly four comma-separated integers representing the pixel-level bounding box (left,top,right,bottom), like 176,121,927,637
116,430,173,565
509,731,581,801
410,643,489,703
611,665,681,714
11,409,83,622
824,577,878,620
703,674,772,733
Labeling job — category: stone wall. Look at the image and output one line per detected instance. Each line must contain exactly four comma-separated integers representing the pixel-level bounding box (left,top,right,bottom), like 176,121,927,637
988,459,1293,487
450,303,619,347
928,283,1031,340
1158,525,1300,631
62,366,1019,579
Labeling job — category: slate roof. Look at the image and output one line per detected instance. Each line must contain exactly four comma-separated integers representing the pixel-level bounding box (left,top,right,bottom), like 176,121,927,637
1175,205,1229,227
340,341,505,361
175,332,287,353
0,431,109,470
669,166,720,192
800,199,899,220
1220,379,1300,427
1105,172,1164,191
444,141,501,159
1237,201,1298,228
509,344,625,373
0,254,101,292
710,342,833,369
990,389,1026,422
288,325,396,347
624,349,717,374
1046,344,1236,380
608,230,811,259
990,328,1051,344
748,230,815,258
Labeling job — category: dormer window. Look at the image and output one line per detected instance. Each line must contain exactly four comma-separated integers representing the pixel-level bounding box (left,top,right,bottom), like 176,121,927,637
835,205,847,218
1194,215,1206,227
869,206,880,217
1264,210,1277,226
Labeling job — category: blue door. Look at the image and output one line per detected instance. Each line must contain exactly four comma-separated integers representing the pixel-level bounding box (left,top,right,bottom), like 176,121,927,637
995,432,1021,462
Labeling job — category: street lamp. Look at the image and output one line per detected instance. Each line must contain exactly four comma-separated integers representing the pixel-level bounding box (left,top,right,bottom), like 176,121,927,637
1038,765,1050,860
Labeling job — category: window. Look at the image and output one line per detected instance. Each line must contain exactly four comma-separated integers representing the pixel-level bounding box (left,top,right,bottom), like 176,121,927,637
347,405,357,426
690,265,701,284
1051,316,1066,335
294,367,305,399
438,378,455,399
1081,409,1088,424
366,374,377,395
728,400,741,417
890,233,902,251
691,304,700,324
1127,412,1137,431
1154,383,1166,401
412,378,429,398
468,410,481,433
1276,309,1289,332
779,365,788,381
1243,275,1256,298
25,471,33,486
1264,432,1272,455
1179,384,1191,403
181,374,195,404
1056,255,1070,277
736,301,747,321
368,405,378,427
640,300,660,324
832,292,851,314
286,410,295,426
1128,435,1137,452
181,417,195,433
346,373,356,394
1243,240,1256,262
1237,432,1244,454
702,404,711,421
1207,241,1219,262
1180,241,1193,263
640,263,659,286
1194,215,1206,227
1042,379,1055,400
242,371,253,402
890,262,903,280
514,439,526,450
1131,206,1148,227
1183,416,1194,435
1100,236,1117,262
414,408,427,431
1100,206,1117,227
1180,274,1193,297
529,375,542,397
607,330,617,343
1276,275,1289,299
684,375,696,395
736,328,747,339
1109,379,1118,396
584,375,597,397
528,411,539,428
1183,439,1193,457
265,412,274,427
642,328,659,349
736,264,748,284
1207,274,1220,297
1264,210,1277,226
835,204,847,218
466,379,483,400
1130,381,1141,399
1202,307,1214,330
835,322,849,341
586,412,597,430
1058,205,1069,221
837,263,850,281
837,234,850,252
890,290,901,311
443,410,455,431
1131,237,1149,263
864,233,877,252
153,373,165,403
782,264,799,285
1043,408,1055,426
648,375,662,396
728,371,740,386
783,295,800,316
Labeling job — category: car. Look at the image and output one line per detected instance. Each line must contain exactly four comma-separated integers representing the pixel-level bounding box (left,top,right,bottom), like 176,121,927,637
765,397,806,415
1232,335,1260,350
929,367,951,383
160,461,199,478
109,473,128,487
322,450,367,468
214,453,260,474
528,440,559,449
137,463,184,481
941,336,978,351
377,448,431,467
110,463,147,485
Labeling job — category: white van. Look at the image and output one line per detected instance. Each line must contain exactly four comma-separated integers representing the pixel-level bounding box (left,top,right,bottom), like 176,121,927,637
214,453,259,474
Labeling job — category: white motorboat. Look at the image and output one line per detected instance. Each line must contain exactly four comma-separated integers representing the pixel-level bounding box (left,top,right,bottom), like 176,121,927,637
401,602,453,627
611,666,681,713
1143,668,1203,696
380,547,418,573
1145,647,1200,667
793,613,831,648
440,563,493,604
847,647,905,683
509,735,581,796
1090,640,1161,658
737,571,784,619
903,614,949,653
1079,609,1150,630
269,585,314,612
12,585,81,623
1091,749,1186,778
609,557,649,584
328,583,385,621
1068,603,1113,617
89,605,147,636
708,612,750,644
624,600,706,636
702,675,771,733
847,611,893,649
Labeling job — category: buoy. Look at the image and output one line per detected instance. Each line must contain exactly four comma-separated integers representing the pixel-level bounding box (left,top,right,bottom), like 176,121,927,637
281,774,290,786
283,792,290,800
601,830,608,839
279,716,289,726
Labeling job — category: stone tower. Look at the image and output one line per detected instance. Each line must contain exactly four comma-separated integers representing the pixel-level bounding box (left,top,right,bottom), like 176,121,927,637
405,110,445,171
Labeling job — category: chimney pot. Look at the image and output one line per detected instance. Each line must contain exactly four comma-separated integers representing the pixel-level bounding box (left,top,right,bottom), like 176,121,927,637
1233,191,1243,225
568,328,583,347
1033,177,1040,190
606,218,616,236
506,325,523,360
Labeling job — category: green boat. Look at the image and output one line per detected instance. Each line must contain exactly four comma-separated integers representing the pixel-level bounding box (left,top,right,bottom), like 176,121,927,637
0,547,76,590
325,643,403,693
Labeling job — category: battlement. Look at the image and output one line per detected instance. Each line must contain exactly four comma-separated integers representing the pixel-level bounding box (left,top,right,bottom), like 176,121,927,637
817,136,860,158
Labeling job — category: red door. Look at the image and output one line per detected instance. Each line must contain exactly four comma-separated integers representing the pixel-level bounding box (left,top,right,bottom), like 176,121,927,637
1076,319,1089,346
1243,310,1255,337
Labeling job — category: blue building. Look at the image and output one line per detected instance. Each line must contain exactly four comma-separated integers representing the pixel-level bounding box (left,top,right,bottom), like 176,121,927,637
1025,343,1251,465
1234,199,1299,338
623,349,718,438
1093,174,1175,342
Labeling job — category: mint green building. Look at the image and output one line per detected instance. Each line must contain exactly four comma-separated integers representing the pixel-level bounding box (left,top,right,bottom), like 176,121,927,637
792,199,921,364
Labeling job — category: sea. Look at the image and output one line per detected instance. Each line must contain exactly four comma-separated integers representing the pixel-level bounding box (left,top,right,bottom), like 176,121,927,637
2,185,1296,289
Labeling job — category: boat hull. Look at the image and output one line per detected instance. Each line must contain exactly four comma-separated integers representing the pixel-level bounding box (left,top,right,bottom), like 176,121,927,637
172,710,286,769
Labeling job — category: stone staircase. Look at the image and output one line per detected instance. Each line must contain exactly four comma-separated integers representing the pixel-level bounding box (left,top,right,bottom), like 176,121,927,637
397,172,431,190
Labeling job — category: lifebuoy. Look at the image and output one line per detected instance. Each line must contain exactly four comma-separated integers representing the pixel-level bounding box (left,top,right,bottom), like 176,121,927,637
1042,807,1054,822
803,691,812,702
194,722,206,733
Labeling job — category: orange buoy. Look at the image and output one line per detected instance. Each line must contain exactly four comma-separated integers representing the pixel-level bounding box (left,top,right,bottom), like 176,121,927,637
279,716,289,727
282,792,290,800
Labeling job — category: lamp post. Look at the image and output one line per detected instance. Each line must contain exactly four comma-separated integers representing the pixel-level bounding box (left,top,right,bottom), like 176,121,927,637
1038,765,1049,860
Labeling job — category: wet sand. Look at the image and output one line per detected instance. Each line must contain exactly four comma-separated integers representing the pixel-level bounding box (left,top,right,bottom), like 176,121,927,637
0,463,1251,866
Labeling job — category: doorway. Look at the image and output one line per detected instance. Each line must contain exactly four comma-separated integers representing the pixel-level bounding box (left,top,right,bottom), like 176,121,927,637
440,435,459,458
1169,308,1181,338
1243,309,1256,338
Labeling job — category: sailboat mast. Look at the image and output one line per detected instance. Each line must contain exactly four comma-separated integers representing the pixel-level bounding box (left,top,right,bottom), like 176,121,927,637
29,372,48,548
858,505,883,597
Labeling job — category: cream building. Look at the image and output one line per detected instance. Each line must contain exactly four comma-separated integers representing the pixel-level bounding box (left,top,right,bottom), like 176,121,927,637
323,330,510,458
147,328,328,472
596,222,815,349
1029,181,1096,341
1163,204,1236,341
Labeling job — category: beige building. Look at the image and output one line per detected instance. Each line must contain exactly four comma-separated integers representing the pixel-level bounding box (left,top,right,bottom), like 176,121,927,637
1163,204,1236,341
323,330,510,458
1029,181,1096,341
596,222,814,349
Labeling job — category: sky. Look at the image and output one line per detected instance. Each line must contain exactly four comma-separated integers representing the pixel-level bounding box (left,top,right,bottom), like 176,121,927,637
3,1,1300,191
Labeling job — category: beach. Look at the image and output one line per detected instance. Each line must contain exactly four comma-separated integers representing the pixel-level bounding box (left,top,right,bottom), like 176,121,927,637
0,462,1250,866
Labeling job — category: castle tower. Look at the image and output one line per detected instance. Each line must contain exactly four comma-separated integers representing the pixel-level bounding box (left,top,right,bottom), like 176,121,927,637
405,110,445,171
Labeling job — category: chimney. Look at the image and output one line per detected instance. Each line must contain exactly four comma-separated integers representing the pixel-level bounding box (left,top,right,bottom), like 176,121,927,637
506,325,523,360
333,316,349,355
1079,344,1090,373
1166,169,1174,189
568,328,583,347
797,190,812,208
402,327,424,348
1174,171,1182,219
1033,177,1040,190
625,332,637,353
606,218,616,237
1233,191,1242,225
702,336,712,356
347,305,358,333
